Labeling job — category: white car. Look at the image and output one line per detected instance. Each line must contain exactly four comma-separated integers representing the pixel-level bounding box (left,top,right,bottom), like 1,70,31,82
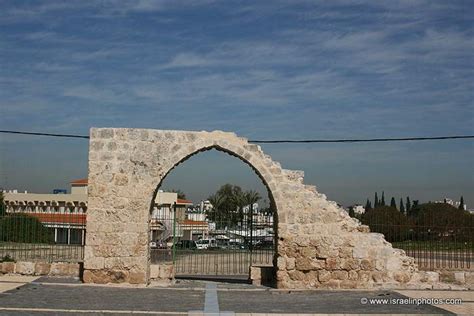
195,238,217,250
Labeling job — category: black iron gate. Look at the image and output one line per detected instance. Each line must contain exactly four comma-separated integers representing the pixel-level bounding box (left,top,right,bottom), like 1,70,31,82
150,202,275,276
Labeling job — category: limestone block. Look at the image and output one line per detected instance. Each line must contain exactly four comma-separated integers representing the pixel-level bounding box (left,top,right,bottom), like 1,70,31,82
465,272,474,286
276,257,286,270
34,262,51,275
50,263,79,277
286,257,295,270
0,262,15,274
16,262,35,275
150,265,159,279
318,270,331,282
454,272,465,284
341,259,359,271
129,271,146,284
331,270,348,280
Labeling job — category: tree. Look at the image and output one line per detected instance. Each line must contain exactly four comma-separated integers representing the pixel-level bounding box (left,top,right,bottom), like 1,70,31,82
411,203,473,242
406,197,412,215
459,196,465,210
400,198,405,214
348,206,355,218
171,189,186,200
0,191,5,217
374,192,379,208
208,184,245,225
390,197,396,209
0,213,53,243
365,199,372,212
381,191,386,206
361,206,412,242
207,193,225,222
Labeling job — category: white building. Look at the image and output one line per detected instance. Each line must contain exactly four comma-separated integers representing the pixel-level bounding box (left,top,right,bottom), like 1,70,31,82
434,198,467,210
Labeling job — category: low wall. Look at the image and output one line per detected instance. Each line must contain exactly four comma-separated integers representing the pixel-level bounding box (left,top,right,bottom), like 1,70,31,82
0,261,81,277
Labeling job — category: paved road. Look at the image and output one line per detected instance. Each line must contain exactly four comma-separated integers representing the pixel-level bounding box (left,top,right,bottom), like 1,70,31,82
0,276,463,315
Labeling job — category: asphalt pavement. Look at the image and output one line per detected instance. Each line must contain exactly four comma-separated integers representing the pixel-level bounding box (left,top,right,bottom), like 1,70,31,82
0,276,465,315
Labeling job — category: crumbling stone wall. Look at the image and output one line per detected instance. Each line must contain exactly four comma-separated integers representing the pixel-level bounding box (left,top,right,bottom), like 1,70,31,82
84,128,420,288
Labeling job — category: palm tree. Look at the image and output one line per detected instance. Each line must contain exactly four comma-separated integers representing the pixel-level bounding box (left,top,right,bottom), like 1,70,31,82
207,193,225,223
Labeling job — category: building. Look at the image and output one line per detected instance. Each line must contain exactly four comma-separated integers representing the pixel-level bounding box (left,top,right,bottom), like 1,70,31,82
434,198,467,210
3,179,207,245
3,179,88,245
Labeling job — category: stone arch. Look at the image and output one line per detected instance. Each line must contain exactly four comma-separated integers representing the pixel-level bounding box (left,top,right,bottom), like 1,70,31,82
84,128,421,289
151,143,279,220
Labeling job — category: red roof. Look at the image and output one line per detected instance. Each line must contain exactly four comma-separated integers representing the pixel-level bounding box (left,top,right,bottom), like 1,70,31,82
70,178,88,185
177,198,193,205
179,219,208,226
29,213,87,225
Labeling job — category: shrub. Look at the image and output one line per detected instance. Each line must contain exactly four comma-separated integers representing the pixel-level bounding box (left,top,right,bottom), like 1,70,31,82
0,214,53,243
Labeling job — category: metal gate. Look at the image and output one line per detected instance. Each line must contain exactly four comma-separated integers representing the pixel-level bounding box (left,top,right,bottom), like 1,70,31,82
150,202,275,276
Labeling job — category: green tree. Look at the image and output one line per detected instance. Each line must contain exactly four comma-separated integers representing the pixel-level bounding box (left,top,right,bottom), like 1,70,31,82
365,199,372,212
207,193,225,222
381,191,386,206
406,197,412,215
400,198,405,214
390,197,396,209
374,192,379,208
361,206,412,242
459,196,465,210
0,213,53,243
170,189,186,200
348,206,355,218
411,203,473,242
0,191,5,216
208,184,245,226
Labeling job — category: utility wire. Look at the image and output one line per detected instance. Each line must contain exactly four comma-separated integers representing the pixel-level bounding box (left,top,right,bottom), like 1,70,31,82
1,129,473,143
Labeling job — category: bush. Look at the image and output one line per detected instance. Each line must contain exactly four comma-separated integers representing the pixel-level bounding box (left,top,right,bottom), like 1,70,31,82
361,206,413,242
0,255,15,262
0,214,53,243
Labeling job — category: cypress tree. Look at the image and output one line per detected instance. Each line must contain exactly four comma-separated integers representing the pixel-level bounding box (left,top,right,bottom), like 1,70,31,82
374,192,379,208
390,197,396,208
400,198,405,214
381,191,386,206
459,196,465,210
365,199,371,212
348,206,355,217
406,197,411,214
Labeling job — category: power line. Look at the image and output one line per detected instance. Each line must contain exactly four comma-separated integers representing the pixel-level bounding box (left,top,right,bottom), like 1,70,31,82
1,129,473,143
249,135,474,143
0,130,89,139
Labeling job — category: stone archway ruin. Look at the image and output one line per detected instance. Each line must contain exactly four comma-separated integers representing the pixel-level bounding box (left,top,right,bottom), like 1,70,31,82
84,128,421,289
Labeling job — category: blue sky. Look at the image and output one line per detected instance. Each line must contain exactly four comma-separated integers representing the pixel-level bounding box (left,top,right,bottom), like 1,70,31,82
0,1,473,207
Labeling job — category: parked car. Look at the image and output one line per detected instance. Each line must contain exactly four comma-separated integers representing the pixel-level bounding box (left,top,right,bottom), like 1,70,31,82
195,238,218,250
150,240,167,249
174,240,197,250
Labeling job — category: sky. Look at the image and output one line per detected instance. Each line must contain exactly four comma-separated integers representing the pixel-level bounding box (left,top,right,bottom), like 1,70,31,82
0,0,473,207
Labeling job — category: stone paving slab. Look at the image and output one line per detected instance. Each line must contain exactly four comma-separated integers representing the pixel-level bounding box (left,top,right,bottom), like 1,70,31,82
217,290,453,314
0,282,205,312
397,290,474,315
0,277,457,315
0,275,39,293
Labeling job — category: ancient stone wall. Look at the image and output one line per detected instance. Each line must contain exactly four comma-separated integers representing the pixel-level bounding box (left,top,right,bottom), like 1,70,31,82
84,128,421,288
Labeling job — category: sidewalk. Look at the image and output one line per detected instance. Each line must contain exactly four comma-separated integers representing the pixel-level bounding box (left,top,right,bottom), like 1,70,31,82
0,275,471,315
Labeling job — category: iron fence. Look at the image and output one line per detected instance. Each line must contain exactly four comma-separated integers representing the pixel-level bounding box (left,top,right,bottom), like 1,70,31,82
356,204,473,270
150,202,275,275
0,202,85,263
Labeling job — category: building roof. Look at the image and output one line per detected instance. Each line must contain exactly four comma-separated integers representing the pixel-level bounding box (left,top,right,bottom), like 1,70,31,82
177,198,193,205
70,178,88,185
179,219,208,226
29,213,87,225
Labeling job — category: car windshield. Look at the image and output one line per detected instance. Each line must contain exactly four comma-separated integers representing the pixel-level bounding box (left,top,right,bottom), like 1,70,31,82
197,240,209,244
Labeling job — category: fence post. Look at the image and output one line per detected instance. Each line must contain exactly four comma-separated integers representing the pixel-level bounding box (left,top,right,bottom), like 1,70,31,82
172,202,177,266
